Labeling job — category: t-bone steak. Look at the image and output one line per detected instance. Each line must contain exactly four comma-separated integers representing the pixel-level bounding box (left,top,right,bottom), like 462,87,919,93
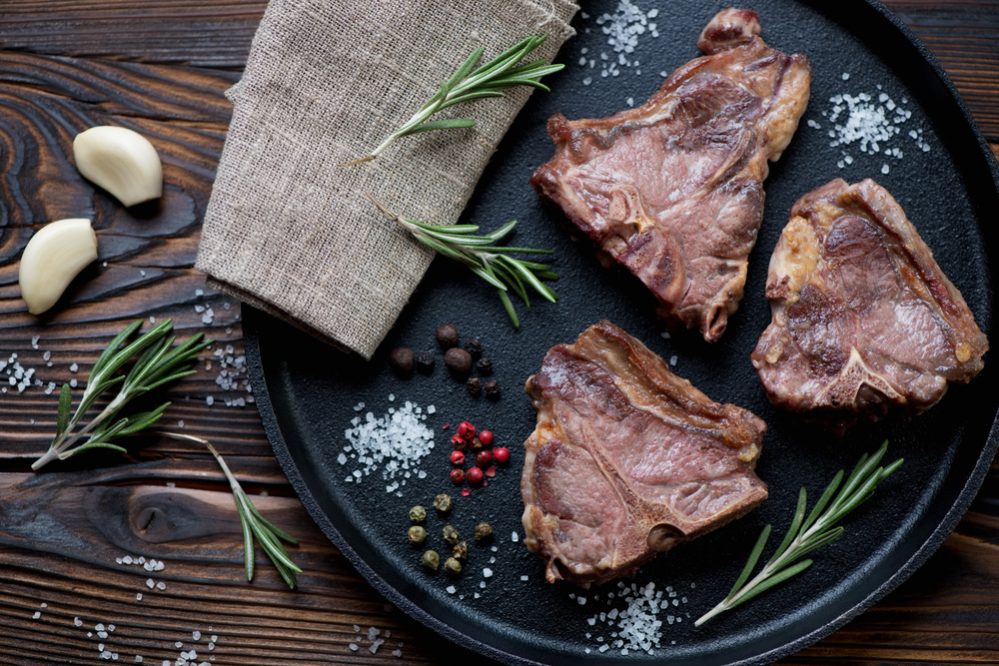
521,320,768,586
531,8,811,341
752,178,988,425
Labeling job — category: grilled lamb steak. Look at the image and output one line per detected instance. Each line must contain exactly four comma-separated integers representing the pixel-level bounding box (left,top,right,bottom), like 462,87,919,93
531,8,811,341
752,178,988,424
521,320,767,586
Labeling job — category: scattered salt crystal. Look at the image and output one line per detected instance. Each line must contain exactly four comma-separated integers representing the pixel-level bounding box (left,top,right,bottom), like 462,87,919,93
482,567,493,578
74,617,83,627
445,585,456,594
156,581,166,590
511,531,519,542
841,72,850,80
520,575,529,582
342,401,435,492
145,578,154,589
31,611,41,619
881,163,890,174
669,355,678,366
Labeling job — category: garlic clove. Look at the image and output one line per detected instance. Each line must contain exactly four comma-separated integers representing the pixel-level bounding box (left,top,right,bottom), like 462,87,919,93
19,218,98,315
73,126,163,207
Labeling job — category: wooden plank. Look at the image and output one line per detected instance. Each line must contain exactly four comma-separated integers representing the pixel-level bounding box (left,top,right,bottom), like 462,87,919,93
0,2,996,665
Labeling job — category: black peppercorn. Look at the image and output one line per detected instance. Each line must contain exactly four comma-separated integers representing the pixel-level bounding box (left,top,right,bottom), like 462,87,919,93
476,357,493,376
484,380,501,401
463,338,483,359
389,346,414,377
414,350,435,375
444,347,472,378
436,323,459,349
466,376,482,398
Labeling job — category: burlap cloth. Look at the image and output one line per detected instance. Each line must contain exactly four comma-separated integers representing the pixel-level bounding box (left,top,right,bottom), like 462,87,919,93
196,0,577,359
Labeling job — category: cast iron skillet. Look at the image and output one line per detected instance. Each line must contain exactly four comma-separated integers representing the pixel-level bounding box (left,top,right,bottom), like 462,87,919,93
244,1,999,663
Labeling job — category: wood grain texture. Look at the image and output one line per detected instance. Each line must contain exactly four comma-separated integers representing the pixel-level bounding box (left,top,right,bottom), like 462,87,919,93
0,2,996,665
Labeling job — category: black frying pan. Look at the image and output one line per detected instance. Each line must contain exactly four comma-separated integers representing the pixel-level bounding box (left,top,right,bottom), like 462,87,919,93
245,1,999,663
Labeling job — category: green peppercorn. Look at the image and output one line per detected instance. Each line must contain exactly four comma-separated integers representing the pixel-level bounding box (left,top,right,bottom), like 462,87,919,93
474,521,493,543
442,524,459,546
433,493,453,515
408,505,427,523
452,540,468,562
444,557,462,576
421,550,440,572
408,525,427,545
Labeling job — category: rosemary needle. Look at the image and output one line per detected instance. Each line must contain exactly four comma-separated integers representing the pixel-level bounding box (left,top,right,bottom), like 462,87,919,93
695,441,903,626
32,319,209,470
369,196,557,327
159,432,302,589
345,34,563,165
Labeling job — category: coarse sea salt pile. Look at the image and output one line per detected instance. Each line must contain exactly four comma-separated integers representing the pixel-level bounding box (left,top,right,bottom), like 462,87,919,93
807,78,930,175
582,581,692,655
342,400,435,495
577,2,661,87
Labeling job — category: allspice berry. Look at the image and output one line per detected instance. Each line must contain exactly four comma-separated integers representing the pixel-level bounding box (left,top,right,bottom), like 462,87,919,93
435,323,459,349
444,347,472,378
389,346,414,377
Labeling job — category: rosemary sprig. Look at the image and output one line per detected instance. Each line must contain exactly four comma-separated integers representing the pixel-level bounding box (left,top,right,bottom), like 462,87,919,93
32,320,210,470
695,441,904,626
370,197,557,327
159,432,302,589
346,34,563,165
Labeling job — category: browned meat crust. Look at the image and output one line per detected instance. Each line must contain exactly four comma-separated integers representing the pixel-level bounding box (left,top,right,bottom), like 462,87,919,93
752,178,988,425
532,8,811,341
521,320,767,586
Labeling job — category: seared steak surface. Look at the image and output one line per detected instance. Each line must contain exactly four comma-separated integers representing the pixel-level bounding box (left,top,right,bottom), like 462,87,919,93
521,321,767,586
532,9,811,341
752,179,988,423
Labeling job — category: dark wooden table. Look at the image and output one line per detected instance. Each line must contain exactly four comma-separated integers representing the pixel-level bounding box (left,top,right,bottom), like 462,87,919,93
1,2,997,664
